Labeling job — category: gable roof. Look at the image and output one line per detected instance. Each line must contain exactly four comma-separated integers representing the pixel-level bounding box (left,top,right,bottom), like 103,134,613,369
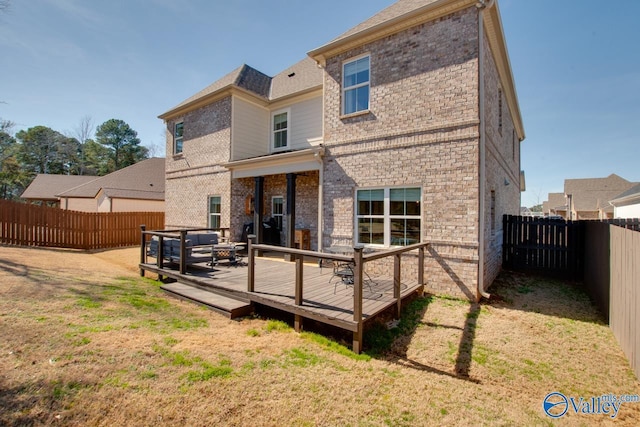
565,174,637,212
21,174,98,201
610,183,640,205
310,0,443,57
56,158,165,201
159,57,322,120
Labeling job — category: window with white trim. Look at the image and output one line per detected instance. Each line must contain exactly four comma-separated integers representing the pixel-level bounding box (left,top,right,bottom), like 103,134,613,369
343,55,370,115
272,110,289,150
356,187,421,246
174,122,184,154
208,196,221,229
272,196,284,231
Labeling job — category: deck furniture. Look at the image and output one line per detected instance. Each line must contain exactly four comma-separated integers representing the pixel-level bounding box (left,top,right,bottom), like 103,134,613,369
211,242,246,266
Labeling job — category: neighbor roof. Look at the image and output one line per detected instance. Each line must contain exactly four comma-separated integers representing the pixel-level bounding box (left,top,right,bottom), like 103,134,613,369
565,174,637,212
543,193,567,213
56,157,165,201
610,183,640,205
21,174,98,201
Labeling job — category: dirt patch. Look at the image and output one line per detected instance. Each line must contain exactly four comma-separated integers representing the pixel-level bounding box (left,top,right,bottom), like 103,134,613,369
1,245,639,426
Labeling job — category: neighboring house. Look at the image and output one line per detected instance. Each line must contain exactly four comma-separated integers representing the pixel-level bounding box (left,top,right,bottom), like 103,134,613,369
158,0,525,301
21,174,98,207
543,174,638,220
543,193,568,218
610,184,640,219
56,158,165,213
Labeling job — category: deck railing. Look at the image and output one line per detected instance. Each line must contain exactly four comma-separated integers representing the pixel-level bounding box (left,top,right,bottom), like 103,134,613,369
139,226,231,276
247,236,429,353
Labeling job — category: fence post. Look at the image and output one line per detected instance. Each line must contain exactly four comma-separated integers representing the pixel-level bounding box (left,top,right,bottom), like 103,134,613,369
248,235,256,292
140,225,146,277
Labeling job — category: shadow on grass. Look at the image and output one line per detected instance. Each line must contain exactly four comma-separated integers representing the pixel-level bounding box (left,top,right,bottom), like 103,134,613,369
488,270,606,324
363,294,481,384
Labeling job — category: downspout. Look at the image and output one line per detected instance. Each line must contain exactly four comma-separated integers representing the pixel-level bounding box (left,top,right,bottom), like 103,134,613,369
476,0,494,300
317,152,324,253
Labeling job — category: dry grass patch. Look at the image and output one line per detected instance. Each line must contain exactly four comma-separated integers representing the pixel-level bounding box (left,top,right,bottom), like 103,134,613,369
0,246,639,426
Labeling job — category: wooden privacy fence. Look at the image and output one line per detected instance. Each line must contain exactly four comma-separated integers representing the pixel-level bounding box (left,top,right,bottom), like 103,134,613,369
583,222,640,380
0,199,164,250
502,215,583,279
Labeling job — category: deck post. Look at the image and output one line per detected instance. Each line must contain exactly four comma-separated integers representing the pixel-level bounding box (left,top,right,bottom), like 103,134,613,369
157,234,165,281
247,234,256,292
179,229,187,275
295,254,303,305
394,253,401,317
294,254,304,332
140,225,146,277
353,324,363,355
418,245,425,286
353,245,364,353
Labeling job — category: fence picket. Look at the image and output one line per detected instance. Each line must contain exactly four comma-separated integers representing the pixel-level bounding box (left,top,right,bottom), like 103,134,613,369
0,199,164,249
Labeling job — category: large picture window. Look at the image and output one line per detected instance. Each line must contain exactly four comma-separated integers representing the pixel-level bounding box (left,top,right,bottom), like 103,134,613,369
272,110,289,150
208,196,221,229
356,187,421,246
343,55,370,115
174,122,184,154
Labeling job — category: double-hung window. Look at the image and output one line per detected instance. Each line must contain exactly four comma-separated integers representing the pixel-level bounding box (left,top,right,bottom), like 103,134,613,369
174,122,184,154
208,196,221,229
356,187,421,246
272,110,289,151
343,55,370,115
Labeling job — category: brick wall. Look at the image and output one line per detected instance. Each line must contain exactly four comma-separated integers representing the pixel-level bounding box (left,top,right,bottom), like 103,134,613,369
321,7,483,300
481,29,522,288
164,97,232,228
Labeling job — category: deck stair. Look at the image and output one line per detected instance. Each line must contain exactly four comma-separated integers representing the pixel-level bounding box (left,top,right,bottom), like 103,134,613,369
160,282,253,319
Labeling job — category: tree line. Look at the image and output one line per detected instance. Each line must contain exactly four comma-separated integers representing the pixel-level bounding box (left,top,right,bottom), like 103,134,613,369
0,116,149,200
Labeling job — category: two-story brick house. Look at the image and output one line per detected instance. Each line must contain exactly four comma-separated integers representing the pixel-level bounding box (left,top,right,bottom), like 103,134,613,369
158,0,525,301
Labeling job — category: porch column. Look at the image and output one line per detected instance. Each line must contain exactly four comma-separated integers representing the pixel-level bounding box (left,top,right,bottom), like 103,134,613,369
285,173,297,261
253,176,264,246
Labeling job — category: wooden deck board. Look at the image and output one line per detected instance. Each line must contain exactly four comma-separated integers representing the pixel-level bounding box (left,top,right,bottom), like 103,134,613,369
141,256,423,334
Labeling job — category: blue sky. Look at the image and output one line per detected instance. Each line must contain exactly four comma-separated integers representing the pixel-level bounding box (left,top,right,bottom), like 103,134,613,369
1,0,638,207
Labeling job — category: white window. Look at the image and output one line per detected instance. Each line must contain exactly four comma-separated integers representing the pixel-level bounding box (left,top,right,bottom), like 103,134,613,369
174,122,184,154
272,109,289,151
272,196,284,230
208,196,221,229
356,187,421,246
343,55,370,115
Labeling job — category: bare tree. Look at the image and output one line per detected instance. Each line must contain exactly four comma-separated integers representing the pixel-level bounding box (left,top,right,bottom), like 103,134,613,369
73,115,94,175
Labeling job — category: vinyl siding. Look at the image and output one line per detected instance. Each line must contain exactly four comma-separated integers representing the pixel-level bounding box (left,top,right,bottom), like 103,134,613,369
232,97,269,161
289,96,322,149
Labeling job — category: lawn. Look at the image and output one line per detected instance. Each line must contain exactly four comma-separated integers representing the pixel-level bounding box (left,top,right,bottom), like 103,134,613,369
0,246,638,426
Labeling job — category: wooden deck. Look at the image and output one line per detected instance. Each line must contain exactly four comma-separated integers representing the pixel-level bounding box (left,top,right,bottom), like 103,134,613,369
140,255,423,334
139,230,429,353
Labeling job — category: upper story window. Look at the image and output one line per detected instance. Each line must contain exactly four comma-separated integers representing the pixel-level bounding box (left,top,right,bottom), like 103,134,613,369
174,122,184,154
356,187,421,247
272,110,289,151
343,55,370,115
